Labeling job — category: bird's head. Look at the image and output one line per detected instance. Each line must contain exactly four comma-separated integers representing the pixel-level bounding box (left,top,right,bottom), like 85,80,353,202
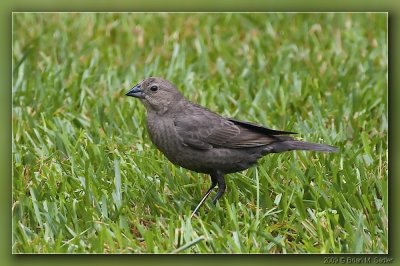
126,77,184,114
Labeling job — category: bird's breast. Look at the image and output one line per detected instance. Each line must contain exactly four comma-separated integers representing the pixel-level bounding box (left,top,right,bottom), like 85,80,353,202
146,115,183,162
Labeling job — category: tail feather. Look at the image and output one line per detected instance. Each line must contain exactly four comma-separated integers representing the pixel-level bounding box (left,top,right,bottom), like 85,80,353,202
263,140,338,154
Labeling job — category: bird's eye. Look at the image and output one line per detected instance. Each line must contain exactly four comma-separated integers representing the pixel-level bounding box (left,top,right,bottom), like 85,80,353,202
150,85,158,92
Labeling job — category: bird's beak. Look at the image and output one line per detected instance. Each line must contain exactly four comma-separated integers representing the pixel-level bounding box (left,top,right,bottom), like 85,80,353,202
126,84,145,98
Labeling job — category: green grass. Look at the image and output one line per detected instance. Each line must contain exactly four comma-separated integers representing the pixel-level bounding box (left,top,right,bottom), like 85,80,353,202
12,13,387,253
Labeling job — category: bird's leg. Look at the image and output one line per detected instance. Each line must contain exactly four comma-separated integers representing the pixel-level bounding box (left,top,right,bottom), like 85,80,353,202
211,172,226,204
191,172,226,218
191,178,217,218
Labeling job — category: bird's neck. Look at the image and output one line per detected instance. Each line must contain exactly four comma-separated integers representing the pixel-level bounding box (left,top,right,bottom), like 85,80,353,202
148,97,186,116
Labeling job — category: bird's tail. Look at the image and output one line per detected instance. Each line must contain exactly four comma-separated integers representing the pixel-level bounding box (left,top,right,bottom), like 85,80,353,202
264,140,338,154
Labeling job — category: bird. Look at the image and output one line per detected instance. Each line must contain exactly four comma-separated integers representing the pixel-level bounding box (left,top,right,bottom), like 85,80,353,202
125,77,337,217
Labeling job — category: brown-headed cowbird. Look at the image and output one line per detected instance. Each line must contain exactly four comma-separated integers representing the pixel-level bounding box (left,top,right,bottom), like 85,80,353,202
126,77,337,216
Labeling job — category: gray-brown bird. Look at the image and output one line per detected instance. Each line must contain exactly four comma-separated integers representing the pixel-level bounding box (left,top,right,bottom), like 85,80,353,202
126,77,337,217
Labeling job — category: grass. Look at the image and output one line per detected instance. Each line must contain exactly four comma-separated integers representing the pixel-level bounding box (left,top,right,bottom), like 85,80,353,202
12,13,387,253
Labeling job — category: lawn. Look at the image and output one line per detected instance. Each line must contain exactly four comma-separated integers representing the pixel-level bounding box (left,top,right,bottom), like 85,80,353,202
12,13,387,253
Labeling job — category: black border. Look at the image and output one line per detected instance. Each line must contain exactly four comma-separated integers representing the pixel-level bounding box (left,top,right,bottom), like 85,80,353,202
5,1,398,266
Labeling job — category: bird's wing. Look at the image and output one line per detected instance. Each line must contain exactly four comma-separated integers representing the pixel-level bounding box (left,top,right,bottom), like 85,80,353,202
174,107,293,149
227,118,297,135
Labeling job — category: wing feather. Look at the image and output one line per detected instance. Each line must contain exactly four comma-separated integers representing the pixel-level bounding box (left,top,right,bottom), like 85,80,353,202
174,106,293,150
